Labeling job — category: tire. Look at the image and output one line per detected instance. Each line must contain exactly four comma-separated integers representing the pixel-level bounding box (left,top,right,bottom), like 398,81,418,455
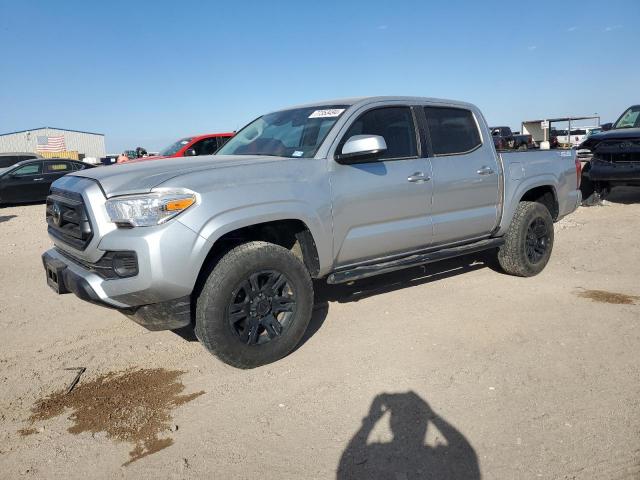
496,201,554,277
195,241,314,369
518,143,528,151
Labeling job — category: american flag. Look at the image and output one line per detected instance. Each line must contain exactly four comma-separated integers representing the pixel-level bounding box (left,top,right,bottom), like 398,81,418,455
36,135,66,152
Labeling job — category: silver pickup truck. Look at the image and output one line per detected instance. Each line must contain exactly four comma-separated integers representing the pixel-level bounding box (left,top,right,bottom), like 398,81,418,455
42,96,581,368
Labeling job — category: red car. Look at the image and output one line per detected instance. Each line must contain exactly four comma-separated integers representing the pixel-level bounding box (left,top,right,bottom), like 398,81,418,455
126,133,234,163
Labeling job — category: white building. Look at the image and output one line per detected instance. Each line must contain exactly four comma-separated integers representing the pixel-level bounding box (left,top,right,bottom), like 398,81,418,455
0,127,106,159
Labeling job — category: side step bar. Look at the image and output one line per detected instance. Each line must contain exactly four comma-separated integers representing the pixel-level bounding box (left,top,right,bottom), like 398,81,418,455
327,237,504,284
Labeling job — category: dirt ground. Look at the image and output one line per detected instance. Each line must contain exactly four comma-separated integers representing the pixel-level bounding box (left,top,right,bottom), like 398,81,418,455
1,189,639,479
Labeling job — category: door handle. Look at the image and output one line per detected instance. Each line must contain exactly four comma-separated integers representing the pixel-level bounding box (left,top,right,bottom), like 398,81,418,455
407,172,430,183
476,166,495,176
33,177,44,181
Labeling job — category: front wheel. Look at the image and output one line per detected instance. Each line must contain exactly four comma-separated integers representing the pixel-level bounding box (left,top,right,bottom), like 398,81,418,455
496,201,554,277
195,241,314,368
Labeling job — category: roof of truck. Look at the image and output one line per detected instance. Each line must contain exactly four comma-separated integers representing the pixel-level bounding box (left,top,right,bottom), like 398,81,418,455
279,96,476,112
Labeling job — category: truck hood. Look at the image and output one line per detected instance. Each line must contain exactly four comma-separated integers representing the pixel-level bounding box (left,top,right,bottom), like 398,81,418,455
70,155,287,197
580,128,640,149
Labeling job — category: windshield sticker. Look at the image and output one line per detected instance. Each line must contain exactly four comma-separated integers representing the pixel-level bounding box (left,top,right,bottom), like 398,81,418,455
309,109,345,119
292,151,304,157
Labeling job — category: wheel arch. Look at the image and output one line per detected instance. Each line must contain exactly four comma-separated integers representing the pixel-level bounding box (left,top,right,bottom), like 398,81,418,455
519,185,559,220
497,179,560,237
192,216,323,309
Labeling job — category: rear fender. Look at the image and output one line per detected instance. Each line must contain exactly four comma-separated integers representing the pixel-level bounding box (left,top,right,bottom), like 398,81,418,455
497,176,559,236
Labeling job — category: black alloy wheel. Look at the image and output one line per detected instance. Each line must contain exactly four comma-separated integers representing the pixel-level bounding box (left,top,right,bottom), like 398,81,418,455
525,218,550,264
227,270,296,345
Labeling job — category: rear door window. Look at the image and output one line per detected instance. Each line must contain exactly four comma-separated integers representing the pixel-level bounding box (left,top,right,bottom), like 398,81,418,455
44,161,72,174
424,107,482,156
341,107,418,160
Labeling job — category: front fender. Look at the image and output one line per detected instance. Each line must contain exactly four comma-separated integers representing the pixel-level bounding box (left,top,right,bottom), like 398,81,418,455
179,200,334,276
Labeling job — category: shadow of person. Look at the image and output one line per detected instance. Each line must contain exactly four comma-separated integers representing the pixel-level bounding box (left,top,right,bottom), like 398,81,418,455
337,391,480,480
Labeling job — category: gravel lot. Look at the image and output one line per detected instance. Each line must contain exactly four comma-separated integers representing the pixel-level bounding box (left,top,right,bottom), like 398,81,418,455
1,190,639,479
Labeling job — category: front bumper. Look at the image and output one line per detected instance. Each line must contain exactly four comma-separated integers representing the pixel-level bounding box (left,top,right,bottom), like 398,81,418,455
587,160,640,183
42,250,192,330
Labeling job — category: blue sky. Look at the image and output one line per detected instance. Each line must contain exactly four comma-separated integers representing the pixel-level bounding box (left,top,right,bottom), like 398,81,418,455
0,0,638,153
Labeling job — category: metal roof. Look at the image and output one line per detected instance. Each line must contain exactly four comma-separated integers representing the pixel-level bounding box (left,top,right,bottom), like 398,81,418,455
522,116,600,123
0,127,104,137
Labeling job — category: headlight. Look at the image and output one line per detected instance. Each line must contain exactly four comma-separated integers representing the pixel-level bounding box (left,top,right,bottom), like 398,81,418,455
105,188,197,227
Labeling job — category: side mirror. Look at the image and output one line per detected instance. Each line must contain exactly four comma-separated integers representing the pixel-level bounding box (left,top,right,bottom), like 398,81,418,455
601,122,613,131
335,135,387,164
184,148,197,157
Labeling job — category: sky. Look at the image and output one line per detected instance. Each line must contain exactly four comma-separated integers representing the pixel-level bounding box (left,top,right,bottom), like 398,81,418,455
0,0,638,153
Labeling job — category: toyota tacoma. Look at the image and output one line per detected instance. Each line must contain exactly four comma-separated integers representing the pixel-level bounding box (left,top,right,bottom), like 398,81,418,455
42,96,581,368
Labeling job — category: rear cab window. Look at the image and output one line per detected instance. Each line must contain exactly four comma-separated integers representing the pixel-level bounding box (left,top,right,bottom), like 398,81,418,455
424,107,482,156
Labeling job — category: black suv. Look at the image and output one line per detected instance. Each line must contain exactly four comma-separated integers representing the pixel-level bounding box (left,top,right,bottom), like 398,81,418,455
580,105,640,201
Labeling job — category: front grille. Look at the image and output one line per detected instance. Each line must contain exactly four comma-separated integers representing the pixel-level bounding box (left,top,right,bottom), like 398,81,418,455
594,140,640,163
46,188,93,250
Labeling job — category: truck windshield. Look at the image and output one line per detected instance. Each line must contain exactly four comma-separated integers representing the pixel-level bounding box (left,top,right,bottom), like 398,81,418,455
614,106,640,129
217,105,348,158
160,138,193,156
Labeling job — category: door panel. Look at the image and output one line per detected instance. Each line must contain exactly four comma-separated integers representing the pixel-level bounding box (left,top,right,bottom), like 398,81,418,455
423,107,500,245
430,149,499,244
331,159,433,265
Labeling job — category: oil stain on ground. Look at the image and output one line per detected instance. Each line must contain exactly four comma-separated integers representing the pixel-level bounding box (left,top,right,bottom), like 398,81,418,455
576,289,639,305
24,368,204,465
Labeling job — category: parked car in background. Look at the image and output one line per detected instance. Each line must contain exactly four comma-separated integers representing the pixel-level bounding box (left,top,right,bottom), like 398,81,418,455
124,133,234,163
580,105,640,201
42,96,581,368
0,152,42,168
490,126,533,150
556,127,599,147
0,158,93,204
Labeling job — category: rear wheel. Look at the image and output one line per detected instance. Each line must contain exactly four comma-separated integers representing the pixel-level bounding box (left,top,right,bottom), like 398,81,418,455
496,201,554,277
195,241,314,368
